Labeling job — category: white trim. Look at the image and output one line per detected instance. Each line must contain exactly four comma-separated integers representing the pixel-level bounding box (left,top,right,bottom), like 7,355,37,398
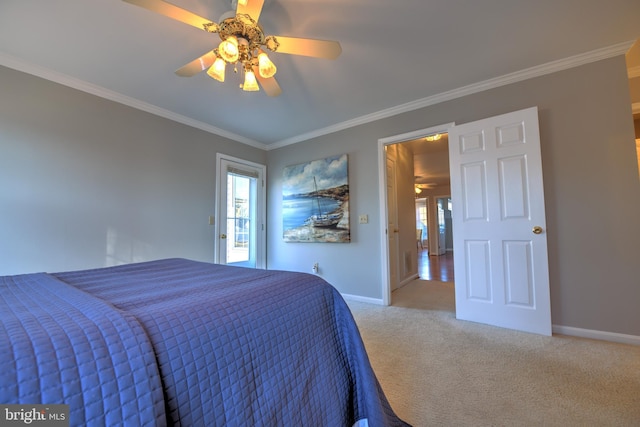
378,123,455,306
553,325,640,346
398,274,420,289
0,52,267,151
377,143,391,306
1,41,633,150
269,40,634,149
341,293,384,305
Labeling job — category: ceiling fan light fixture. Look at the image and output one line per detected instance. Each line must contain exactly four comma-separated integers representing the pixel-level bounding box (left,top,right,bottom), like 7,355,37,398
242,69,259,91
258,52,277,78
126,0,342,96
219,36,239,62
207,56,226,82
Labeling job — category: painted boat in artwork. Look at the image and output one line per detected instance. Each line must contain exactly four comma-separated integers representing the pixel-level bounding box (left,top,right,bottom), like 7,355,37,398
305,212,343,228
305,177,343,228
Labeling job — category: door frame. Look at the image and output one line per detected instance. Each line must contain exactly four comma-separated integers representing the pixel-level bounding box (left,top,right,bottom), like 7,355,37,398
385,155,400,292
378,123,455,305
214,153,267,268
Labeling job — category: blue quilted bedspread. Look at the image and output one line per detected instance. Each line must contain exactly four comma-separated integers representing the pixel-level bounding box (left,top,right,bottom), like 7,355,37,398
0,273,166,426
2,258,408,426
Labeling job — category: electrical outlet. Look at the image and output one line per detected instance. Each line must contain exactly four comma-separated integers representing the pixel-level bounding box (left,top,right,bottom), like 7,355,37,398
312,263,319,274
359,214,368,224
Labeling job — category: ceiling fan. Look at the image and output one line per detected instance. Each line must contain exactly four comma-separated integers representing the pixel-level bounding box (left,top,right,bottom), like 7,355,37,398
122,0,342,96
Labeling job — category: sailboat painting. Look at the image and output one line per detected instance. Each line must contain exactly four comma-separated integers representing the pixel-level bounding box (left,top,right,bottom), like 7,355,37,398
282,154,350,243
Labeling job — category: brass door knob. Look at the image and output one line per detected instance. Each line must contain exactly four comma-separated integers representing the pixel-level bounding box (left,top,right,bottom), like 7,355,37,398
220,234,227,239
532,226,543,235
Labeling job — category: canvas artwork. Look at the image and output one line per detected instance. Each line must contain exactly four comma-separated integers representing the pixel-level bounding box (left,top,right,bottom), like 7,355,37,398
282,154,350,243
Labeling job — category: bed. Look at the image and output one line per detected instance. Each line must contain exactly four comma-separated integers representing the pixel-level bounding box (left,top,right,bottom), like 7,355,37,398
1,258,409,426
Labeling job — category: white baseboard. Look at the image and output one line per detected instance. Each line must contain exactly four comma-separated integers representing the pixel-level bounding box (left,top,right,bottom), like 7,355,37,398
341,293,384,305
342,274,418,306
340,295,640,346
553,325,640,346
399,274,419,288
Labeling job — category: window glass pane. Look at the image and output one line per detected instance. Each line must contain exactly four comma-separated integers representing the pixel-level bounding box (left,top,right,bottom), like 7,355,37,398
226,174,251,264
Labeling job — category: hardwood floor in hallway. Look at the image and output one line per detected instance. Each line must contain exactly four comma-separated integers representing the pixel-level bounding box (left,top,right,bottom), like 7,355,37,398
391,250,455,311
418,250,454,282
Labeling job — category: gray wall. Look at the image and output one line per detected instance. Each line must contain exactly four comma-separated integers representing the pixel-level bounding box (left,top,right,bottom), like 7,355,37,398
0,65,265,275
2,54,639,337
267,56,640,336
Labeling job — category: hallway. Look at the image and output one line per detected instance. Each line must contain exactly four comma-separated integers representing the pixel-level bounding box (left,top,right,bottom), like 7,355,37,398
391,250,455,311
418,250,454,282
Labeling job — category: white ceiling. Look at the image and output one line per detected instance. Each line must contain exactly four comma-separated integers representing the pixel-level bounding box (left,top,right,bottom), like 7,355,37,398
1,0,640,149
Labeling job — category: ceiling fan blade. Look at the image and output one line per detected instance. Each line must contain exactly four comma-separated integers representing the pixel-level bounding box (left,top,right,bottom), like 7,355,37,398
175,51,216,76
253,65,282,97
236,0,264,23
268,36,342,59
122,0,214,31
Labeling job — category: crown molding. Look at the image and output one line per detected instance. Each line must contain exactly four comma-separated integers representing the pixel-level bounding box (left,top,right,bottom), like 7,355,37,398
269,40,636,150
0,52,268,150
1,40,634,152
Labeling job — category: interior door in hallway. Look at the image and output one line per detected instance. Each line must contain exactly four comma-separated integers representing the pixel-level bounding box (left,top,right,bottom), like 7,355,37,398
448,107,551,335
386,156,400,291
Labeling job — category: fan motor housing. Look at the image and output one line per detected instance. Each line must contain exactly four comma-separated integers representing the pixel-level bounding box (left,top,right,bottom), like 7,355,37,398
218,16,265,49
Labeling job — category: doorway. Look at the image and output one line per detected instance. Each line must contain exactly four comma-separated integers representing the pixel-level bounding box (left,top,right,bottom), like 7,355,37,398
380,107,552,335
415,196,455,282
215,154,266,269
378,123,454,305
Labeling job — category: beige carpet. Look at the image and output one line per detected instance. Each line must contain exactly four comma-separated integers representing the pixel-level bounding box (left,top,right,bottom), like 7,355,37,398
346,279,640,427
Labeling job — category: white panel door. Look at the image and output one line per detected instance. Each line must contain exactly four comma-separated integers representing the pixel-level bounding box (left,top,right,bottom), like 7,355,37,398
448,107,551,335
